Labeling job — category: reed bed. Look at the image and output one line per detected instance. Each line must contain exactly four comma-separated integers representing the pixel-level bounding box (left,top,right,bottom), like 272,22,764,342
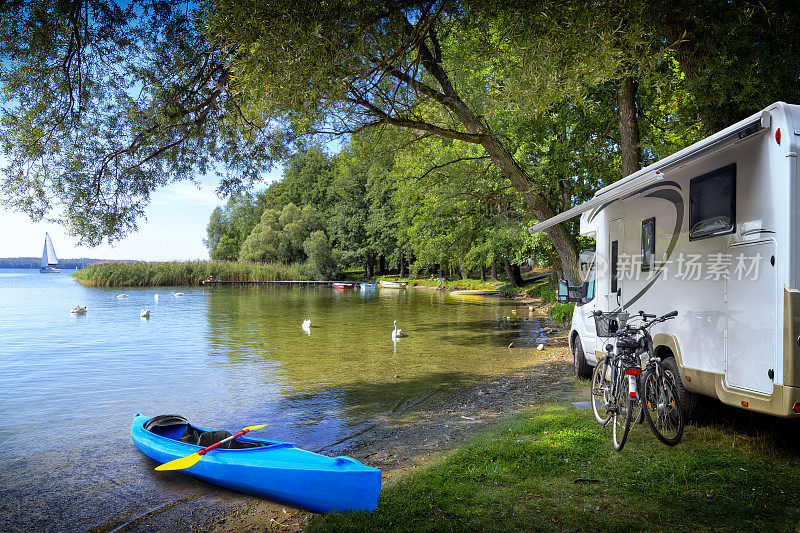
72,260,307,287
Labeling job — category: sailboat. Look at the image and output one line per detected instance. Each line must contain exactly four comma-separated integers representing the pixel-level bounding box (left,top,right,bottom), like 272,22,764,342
40,232,61,273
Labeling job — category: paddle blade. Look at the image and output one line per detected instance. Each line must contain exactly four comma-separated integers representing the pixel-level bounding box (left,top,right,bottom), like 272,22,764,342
243,424,267,431
155,452,202,471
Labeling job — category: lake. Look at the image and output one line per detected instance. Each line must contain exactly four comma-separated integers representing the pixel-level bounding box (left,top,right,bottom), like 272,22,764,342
0,269,546,531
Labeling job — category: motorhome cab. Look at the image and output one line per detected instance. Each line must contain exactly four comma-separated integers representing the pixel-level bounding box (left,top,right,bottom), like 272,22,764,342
531,101,800,418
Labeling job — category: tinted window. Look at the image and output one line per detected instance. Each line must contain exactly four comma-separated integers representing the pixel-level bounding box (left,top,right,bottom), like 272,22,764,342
641,217,655,271
611,240,618,293
689,164,736,240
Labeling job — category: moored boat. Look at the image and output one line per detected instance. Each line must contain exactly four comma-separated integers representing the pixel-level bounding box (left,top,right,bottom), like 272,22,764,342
131,414,381,513
332,282,357,289
379,280,407,289
449,289,501,296
359,282,376,290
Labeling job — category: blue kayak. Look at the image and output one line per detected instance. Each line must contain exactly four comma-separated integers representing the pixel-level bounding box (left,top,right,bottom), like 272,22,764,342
131,414,381,513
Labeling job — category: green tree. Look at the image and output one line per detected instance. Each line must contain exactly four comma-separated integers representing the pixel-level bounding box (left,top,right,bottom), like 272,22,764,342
204,193,264,260
303,230,336,280
237,202,326,268
0,0,285,244
5,0,799,278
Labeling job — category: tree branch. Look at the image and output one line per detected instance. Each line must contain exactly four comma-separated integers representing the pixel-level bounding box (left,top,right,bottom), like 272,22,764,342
416,156,491,181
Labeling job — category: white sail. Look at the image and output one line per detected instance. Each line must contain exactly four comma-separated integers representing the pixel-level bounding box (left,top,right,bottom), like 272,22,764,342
42,232,59,267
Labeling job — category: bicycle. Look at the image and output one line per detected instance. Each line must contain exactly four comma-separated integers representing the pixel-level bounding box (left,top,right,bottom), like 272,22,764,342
589,310,642,451
590,309,684,449
631,310,684,445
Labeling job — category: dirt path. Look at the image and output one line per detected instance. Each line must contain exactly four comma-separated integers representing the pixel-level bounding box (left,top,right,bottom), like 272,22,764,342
121,305,577,533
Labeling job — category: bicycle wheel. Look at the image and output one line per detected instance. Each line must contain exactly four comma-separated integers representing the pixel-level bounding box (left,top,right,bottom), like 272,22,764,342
630,373,645,425
590,356,612,425
642,367,684,445
611,389,634,451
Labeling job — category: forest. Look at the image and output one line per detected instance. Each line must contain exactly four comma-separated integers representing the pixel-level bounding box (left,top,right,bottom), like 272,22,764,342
3,1,799,284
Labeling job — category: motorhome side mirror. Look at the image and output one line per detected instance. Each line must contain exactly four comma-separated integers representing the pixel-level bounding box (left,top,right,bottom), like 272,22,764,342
557,279,570,303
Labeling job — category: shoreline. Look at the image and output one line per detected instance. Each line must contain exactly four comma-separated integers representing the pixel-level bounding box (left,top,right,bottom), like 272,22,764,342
109,306,573,533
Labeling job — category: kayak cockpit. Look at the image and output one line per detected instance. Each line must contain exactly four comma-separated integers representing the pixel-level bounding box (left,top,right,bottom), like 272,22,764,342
144,414,265,450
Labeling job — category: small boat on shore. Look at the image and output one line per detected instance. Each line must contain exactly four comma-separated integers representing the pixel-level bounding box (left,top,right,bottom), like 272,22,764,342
359,283,376,290
332,282,357,289
449,289,501,296
131,414,381,513
379,280,407,289
39,232,61,273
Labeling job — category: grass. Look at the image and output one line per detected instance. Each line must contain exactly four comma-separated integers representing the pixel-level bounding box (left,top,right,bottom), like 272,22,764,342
309,404,800,532
72,260,307,287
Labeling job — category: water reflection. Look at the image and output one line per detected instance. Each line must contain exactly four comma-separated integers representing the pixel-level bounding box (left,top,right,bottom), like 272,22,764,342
0,271,547,532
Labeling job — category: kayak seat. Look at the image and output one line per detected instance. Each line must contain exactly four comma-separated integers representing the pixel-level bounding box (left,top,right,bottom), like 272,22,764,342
144,415,262,449
190,428,263,449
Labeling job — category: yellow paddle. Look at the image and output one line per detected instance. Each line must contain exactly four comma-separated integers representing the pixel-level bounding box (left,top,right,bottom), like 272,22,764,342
155,424,268,471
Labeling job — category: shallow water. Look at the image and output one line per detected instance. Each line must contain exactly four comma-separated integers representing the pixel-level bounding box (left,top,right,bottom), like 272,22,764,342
0,269,546,531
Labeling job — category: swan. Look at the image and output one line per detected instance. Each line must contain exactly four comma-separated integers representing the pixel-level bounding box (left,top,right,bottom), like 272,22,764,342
154,294,159,301
70,305,87,315
302,319,311,329
392,320,404,338
116,294,128,298
171,292,184,296
140,309,150,318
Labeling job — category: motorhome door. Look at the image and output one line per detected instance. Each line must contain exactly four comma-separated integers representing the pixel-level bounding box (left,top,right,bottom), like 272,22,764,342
607,218,624,309
725,241,776,395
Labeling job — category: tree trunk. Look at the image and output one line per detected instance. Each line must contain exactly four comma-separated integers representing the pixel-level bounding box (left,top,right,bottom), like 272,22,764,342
379,255,386,275
618,76,641,178
512,264,524,285
490,263,497,282
390,34,582,284
480,266,486,282
399,251,406,278
458,259,467,280
365,252,374,280
503,258,524,288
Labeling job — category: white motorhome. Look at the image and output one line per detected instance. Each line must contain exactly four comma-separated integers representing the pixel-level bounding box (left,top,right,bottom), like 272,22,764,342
531,101,800,418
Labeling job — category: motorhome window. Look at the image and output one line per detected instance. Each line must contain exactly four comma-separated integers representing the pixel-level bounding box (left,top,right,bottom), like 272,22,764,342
689,164,736,240
641,218,655,271
583,266,596,303
577,250,596,305
611,240,618,293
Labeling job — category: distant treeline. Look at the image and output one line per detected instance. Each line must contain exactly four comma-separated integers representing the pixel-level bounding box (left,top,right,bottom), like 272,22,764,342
0,257,112,269
72,260,305,287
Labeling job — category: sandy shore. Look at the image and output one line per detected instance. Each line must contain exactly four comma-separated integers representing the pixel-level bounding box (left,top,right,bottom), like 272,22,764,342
111,300,575,533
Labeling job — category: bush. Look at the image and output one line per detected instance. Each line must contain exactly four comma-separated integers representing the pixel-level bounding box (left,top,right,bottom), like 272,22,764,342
547,302,575,323
72,260,306,287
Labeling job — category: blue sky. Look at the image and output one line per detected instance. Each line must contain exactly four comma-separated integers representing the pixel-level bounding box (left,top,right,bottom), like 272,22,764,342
0,168,283,261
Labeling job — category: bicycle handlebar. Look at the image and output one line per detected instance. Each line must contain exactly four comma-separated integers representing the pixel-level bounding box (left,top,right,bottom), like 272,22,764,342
594,309,678,336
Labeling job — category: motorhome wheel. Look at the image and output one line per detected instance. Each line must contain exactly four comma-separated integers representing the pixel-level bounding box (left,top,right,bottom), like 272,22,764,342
573,336,591,379
662,357,698,419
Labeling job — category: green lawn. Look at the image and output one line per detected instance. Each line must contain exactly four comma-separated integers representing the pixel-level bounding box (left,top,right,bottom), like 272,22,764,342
309,404,800,532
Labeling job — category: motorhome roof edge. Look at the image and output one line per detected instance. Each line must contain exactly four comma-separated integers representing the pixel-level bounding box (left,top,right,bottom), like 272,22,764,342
528,103,779,234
